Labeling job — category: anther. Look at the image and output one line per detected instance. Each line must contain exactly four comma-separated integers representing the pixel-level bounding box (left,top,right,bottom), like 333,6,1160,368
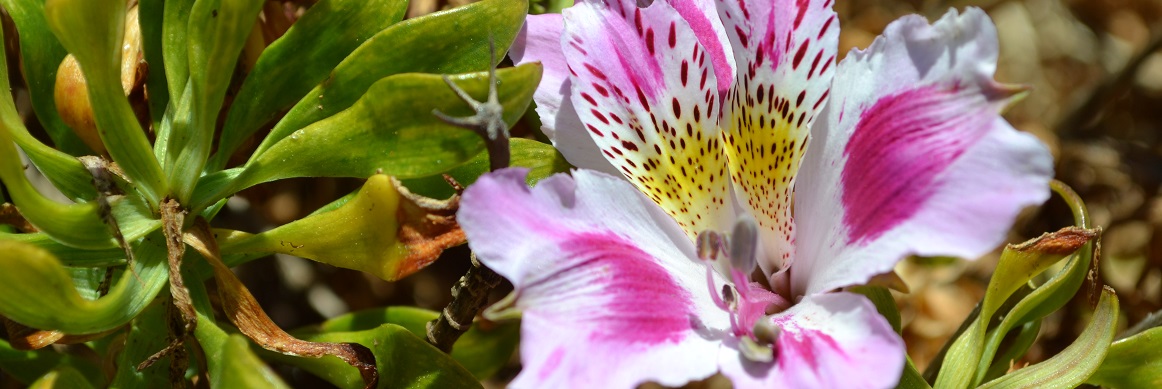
729,216,759,272
696,230,724,261
752,317,781,346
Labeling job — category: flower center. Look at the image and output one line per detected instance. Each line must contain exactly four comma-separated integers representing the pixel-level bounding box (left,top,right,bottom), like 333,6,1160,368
696,217,790,361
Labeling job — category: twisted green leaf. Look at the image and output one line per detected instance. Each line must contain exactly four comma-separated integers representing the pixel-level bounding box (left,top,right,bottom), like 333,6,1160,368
251,0,528,157
45,0,166,205
0,237,167,334
978,287,1118,389
1086,326,1162,388
264,324,480,389
0,0,89,155
401,138,572,199
210,0,409,169
163,0,264,203
191,64,542,211
308,306,520,380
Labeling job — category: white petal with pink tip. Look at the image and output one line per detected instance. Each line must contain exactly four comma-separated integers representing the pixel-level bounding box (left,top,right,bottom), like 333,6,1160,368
459,169,732,388
791,8,1054,295
719,293,904,388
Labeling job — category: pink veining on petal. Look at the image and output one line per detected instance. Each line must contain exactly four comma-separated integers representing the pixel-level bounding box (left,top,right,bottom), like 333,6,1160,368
557,231,695,345
667,0,734,99
840,84,992,244
766,316,848,371
539,348,567,380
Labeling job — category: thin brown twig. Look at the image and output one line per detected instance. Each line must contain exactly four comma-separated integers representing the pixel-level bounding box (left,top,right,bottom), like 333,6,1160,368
426,37,510,353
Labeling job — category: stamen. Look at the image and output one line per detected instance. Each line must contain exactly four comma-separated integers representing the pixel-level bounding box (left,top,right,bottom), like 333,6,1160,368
704,264,729,310
752,317,781,345
721,285,736,310
729,216,759,272
695,230,724,261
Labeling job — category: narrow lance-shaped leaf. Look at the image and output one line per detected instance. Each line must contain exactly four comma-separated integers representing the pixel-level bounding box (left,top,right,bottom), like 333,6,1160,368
1085,326,1162,388
211,335,291,389
137,0,169,130
935,186,1097,389
108,301,174,388
191,64,542,211
0,237,168,334
0,0,89,155
978,287,1119,389
161,0,195,102
262,324,481,389
44,0,166,205
209,0,409,170
0,121,161,249
0,338,102,385
27,366,95,389
0,13,93,200
0,127,112,249
164,0,264,203
0,232,124,267
218,174,463,281
305,306,520,381
400,138,571,199
54,6,144,156
250,0,528,158
971,182,1101,385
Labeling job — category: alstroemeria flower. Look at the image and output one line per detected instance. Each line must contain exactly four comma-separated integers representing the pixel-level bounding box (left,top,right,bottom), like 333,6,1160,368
460,1,1053,388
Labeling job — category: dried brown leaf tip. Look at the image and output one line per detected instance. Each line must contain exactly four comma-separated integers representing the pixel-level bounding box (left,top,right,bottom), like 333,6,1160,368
392,177,466,280
184,219,379,388
0,203,37,233
1009,226,1099,256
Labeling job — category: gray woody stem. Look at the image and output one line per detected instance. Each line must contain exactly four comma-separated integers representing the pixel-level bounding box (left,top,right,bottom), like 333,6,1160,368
426,37,510,353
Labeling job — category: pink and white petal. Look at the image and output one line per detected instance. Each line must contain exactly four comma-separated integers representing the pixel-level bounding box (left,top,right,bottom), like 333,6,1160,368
459,168,733,388
714,0,840,272
719,293,904,388
510,14,620,174
666,0,737,99
562,0,734,238
791,8,1054,296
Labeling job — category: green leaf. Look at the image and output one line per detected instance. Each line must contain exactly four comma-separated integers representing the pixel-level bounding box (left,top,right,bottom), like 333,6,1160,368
934,227,1096,388
137,0,169,130
0,9,93,201
401,138,572,199
161,0,195,101
981,320,1042,382
898,357,932,389
210,0,409,170
252,0,529,157
217,175,416,281
0,126,161,249
0,339,101,385
0,237,167,334
978,287,1118,389
211,335,291,389
309,306,519,380
164,0,264,203
45,0,166,205
108,300,173,388
28,366,96,389
530,0,574,14
1086,326,1162,388
0,129,112,249
0,0,89,155
191,64,543,210
264,324,481,389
